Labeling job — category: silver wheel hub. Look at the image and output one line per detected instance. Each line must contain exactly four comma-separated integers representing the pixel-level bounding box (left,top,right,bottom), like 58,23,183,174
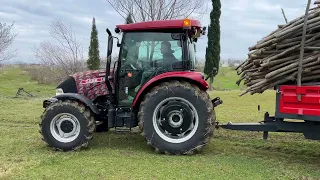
153,97,199,144
50,113,81,143
168,111,183,128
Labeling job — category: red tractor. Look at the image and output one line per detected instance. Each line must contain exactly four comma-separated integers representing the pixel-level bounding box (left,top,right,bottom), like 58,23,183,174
40,19,222,155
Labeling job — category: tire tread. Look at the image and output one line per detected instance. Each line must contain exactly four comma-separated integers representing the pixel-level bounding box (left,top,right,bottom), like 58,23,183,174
39,100,95,151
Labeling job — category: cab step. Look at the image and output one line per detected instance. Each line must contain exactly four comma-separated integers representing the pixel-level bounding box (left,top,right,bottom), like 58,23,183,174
114,127,132,133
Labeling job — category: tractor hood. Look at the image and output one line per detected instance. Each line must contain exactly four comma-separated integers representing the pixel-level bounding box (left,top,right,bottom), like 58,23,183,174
56,69,114,101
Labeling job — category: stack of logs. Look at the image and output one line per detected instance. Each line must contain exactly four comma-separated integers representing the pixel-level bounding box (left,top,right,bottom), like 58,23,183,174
236,6,320,96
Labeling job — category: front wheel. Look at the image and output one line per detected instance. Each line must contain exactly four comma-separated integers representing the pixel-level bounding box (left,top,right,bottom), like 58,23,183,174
39,100,95,151
138,81,215,155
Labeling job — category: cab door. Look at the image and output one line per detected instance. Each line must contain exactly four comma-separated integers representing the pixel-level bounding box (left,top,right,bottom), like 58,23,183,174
117,41,143,104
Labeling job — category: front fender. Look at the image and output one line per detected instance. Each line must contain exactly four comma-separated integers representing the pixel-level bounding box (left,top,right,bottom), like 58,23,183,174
132,71,209,108
43,93,100,114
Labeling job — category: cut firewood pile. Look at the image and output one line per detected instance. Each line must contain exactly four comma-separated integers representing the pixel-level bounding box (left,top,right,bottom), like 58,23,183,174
236,5,320,96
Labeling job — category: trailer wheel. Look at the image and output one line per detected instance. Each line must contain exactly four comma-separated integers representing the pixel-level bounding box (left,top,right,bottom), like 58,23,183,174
138,81,215,155
39,100,95,151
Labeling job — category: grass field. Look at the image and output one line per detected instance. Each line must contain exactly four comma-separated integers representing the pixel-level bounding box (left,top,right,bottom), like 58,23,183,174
0,67,320,179
212,66,245,90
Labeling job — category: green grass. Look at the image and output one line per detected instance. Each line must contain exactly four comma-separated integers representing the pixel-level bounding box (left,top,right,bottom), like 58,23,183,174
0,67,55,98
208,66,244,90
0,67,320,179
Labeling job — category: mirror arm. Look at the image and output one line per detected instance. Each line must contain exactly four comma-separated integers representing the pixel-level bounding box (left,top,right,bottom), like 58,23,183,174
205,67,217,81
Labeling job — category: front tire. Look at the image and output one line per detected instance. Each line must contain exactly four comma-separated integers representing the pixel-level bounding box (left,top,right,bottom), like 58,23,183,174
138,81,215,155
39,100,95,151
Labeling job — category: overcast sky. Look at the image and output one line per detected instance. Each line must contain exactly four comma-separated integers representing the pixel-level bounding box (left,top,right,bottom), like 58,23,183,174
0,0,312,64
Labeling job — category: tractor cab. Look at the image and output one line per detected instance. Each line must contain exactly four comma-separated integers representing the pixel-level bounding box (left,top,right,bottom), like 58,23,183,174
106,19,206,107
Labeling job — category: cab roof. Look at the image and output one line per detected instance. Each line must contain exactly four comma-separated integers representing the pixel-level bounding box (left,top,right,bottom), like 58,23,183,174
116,19,201,31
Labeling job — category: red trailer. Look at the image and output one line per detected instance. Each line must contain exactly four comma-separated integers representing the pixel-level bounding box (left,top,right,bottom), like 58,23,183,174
220,0,320,141
220,85,320,140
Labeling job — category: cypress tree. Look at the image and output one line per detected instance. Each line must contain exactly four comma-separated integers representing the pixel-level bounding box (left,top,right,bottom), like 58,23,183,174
87,17,101,70
204,0,221,90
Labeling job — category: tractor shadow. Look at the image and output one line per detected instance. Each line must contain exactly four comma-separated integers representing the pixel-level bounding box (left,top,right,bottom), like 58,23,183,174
89,129,154,154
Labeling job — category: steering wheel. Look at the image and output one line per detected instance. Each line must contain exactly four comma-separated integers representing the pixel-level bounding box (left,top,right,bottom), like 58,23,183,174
121,55,141,70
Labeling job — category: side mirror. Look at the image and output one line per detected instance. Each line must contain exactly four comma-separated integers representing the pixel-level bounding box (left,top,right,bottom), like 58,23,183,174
105,28,114,93
107,28,114,56
108,36,113,55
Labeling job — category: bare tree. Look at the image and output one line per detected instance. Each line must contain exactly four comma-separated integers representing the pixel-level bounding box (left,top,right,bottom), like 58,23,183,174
106,0,207,22
34,19,86,79
0,22,17,62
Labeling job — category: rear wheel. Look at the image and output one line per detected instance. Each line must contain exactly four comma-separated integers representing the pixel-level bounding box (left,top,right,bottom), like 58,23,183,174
138,81,215,155
39,100,95,151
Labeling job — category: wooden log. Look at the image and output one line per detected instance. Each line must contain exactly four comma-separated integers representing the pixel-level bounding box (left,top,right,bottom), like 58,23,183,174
265,54,319,79
303,64,320,72
282,8,320,29
302,74,320,81
267,59,296,72
262,44,301,63
305,46,320,50
266,53,316,71
235,60,247,71
281,33,314,44
262,33,320,63
266,67,297,81
242,62,254,71
236,76,246,86
250,72,298,95
276,40,302,49
276,11,320,35
249,39,276,51
245,79,266,87
248,53,270,60
260,55,298,67
276,16,320,39
242,68,259,73
304,69,320,75
247,75,267,81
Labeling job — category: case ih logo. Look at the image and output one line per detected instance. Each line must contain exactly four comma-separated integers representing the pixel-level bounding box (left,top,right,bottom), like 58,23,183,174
80,77,105,84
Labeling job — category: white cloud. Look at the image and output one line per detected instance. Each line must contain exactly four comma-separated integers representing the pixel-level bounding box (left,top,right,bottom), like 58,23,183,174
253,1,282,13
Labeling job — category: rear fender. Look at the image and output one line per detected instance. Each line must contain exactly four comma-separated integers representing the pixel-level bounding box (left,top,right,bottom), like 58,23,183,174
132,71,209,109
43,93,100,114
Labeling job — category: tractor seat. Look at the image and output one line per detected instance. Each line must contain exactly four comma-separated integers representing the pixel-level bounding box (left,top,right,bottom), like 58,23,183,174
118,95,134,107
118,100,132,107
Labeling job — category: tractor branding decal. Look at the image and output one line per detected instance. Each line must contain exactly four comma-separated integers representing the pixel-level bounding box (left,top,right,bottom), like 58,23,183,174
71,69,114,100
80,77,105,85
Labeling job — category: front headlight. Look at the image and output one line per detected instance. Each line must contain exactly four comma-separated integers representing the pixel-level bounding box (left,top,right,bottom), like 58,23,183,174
56,88,64,95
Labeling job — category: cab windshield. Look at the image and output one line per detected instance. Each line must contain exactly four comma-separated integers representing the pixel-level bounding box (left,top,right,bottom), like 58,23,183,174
120,32,183,65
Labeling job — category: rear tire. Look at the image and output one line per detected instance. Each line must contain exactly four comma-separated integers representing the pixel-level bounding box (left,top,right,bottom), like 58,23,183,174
39,100,95,151
138,81,215,155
